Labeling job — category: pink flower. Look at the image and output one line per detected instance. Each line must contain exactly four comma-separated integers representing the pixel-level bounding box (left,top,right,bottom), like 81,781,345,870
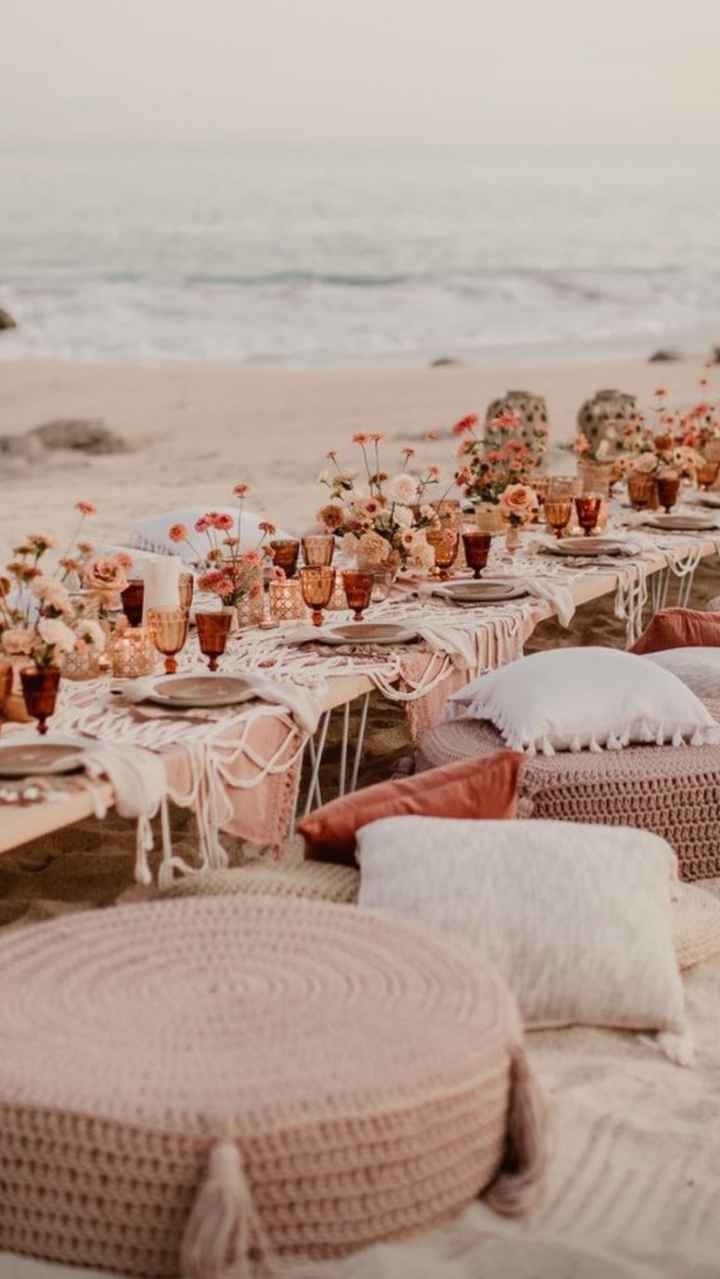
77,541,94,556
368,432,384,444
194,515,211,534
654,387,668,398
169,523,188,543
212,513,234,531
75,500,96,516
115,551,134,571
233,483,250,499
353,433,369,445
424,430,440,441
499,483,538,523
242,550,263,567
258,521,276,535
1,627,35,656
451,415,478,436
326,450,337,461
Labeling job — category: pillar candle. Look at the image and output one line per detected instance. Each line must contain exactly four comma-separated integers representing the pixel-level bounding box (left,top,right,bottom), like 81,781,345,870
142,557,183,617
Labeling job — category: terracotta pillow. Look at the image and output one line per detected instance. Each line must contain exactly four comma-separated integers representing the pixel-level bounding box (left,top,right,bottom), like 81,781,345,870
299,750,522,865
632,608,720,656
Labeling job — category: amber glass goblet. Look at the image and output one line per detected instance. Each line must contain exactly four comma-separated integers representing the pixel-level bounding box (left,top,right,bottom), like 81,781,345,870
545,499,573,539
302,535,335,567
342,571,374,621
270,539,300,578
121,580,145,627
299,567,336,627
656,474,680,514
20,666,61,736
627,471,655,511
179,573,194,611
195,611,232,671
574,494,602,537
426,527,459,579
462,531,492,578
146,607,189,675
697,460,720,492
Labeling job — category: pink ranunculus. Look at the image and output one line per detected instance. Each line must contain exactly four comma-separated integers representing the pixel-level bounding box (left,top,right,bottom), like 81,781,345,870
169,523,188,543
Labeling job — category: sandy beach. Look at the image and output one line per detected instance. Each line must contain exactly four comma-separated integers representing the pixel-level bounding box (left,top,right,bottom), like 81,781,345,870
1,353,713,550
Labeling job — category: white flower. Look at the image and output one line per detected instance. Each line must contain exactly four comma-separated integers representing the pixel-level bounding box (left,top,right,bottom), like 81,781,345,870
393,503,414,528
31,575,72,614
75,619,106,653
37,617,77,655
386,473,419,507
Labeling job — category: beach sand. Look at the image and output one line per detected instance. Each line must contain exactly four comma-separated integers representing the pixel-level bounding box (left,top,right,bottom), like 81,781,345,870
0,353,718,927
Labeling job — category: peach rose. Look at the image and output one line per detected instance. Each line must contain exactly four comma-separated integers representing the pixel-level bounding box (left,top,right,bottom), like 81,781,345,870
83,556,129,595
499,483,539,524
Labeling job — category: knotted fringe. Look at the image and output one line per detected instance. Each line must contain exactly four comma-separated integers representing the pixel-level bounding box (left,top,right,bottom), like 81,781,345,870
181,1139,278,1279
484,1046,547,1217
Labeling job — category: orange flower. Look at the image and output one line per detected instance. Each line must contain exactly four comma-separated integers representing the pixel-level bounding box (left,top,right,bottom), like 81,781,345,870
169,523,188,543
75,500,96,516
451,414,478,436
258,521,276,535
353,433,369,445
654,387,668,398
368,432,384,443
232,483,250,499
424,430,440,441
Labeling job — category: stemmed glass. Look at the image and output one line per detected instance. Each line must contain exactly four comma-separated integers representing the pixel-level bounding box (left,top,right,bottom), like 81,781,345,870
270,539,300,577
20,667,61,736
462,531,492,578
426,527,459,579
544,499,573,540
574,494,602,537
302,535,335,567
656,475,680,514
342,571,374,621
299,567,336,627
697,460,720,492
196,611,232,671
147,607,189,674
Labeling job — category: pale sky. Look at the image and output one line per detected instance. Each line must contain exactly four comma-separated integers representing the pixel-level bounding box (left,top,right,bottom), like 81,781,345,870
2,0,720,145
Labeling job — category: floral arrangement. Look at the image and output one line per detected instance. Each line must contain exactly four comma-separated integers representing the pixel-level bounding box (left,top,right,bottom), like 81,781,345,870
168,484,281,607
0,503,109,669
452,414,537,518
576,380,717,484
484,409,550,468
316,434,443,571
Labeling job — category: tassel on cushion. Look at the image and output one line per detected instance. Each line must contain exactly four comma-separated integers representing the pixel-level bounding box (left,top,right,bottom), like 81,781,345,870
484,1046,547,1217
181,1139,277,1279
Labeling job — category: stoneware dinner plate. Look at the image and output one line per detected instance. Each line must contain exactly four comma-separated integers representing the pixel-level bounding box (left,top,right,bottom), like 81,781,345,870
325,622,418,645
698,493,720,510
643,513,718,532
546,536,627,557
0,743,86,778
435,581,528,603
144,675,256,708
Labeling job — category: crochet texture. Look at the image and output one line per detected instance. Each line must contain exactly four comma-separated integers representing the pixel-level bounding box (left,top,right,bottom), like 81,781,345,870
0,896,544,1278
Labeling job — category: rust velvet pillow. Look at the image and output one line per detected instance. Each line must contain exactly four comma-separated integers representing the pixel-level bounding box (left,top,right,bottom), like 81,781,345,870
631,608,720,656
299,750,523,866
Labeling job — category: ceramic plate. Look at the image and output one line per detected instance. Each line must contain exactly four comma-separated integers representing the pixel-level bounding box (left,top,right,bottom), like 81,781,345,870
325,622,418,645
0,743,86,778
144,675,256,708
435,581,528,603
546,536,627,557
698,494,720,510
643,513,718,532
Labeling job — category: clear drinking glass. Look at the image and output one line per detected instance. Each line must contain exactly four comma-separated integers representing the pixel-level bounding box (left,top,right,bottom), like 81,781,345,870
147,607,189,674
299,566,336,626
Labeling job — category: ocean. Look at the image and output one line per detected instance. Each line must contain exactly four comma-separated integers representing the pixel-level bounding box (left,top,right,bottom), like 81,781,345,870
1,139,719,367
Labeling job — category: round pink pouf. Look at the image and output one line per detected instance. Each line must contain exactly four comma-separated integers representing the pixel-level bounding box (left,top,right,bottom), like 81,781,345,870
0,896,544,1278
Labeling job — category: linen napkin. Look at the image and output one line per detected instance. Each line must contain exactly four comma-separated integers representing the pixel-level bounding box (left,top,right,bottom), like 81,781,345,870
118,672,323,736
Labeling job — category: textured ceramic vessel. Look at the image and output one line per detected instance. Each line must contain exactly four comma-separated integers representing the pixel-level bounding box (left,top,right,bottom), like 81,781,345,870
577,389,638,454
485,390,549,466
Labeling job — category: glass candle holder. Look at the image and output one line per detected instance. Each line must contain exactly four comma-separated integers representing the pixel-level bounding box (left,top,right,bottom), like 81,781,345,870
545,499,573,539
120,580,145,627
270,539,301,578
342,571,374,621
302,535,335,567
461,530,492,578
196,611,233,671
110,627,157,678
146,607,189,675
179,573,194,611
627,470,656,511
20,666,61,736
697,460,720,491
426,527,459,579
269,578,307,622
574,494,602,537
299,566,336,627
656,474,680,514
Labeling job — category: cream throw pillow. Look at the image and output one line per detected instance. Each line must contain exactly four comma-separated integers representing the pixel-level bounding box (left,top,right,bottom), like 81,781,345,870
646,647,720,703
357,817,692,1063
448,646,719,755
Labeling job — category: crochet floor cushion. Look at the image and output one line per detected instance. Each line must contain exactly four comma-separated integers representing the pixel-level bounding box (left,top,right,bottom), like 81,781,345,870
416,715,720,881
0,897,544,1279
161,860,360,904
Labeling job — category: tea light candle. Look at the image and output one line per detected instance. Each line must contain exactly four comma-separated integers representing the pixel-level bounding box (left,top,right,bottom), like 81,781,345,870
142,557,183,616
110,627,157,679
269,579,307,622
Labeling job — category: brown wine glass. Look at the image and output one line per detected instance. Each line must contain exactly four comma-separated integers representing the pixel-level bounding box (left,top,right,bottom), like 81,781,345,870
656,474,680,514
462,530,492,578
574,494,602,537
342,570,374,621
299,566,336,627
270,539,300,577
20,666,61,736
146,607,189,674
195,611,233,671
627,471,655,511
697,460,720,492
302,535,335,567
120,580,145,627
544,499,573,539
426,527,459,579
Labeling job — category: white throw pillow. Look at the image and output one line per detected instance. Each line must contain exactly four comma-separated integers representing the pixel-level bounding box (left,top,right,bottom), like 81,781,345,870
646,647,720,703
448,646,719,754
129,509,290,561
357,817,691,1063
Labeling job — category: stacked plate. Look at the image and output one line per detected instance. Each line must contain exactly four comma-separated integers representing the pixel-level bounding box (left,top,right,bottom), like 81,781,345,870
544,535,629,557
433,580,528,604
642,512,718,532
